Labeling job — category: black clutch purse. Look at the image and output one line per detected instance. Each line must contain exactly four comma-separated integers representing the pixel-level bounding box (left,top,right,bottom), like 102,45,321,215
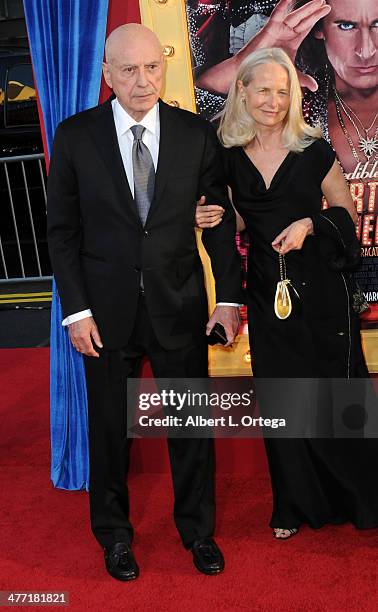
207,322,228,345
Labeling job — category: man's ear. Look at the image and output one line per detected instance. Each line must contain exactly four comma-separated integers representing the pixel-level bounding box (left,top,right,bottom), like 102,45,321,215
102,62,112,88
161,56,167,82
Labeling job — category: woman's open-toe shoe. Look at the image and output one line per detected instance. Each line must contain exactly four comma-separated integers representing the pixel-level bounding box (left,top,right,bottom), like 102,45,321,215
272,527,299,540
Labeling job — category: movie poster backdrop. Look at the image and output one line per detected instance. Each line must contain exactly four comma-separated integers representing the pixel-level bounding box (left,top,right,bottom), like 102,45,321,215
185,0,378,328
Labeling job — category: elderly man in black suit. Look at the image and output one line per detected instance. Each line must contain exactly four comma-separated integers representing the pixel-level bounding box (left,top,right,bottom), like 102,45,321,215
47,23,241,581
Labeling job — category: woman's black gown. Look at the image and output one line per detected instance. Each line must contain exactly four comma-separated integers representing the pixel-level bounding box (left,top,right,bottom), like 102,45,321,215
224,138,378,529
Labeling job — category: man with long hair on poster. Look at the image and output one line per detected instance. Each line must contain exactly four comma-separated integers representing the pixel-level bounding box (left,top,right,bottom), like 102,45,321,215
189,0,378,320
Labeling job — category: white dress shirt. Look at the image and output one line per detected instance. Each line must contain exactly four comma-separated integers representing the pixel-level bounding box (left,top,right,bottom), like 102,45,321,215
62,98,238,326
113,97,160,196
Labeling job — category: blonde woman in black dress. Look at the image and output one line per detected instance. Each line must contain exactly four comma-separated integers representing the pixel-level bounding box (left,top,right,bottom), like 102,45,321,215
196,47,378,539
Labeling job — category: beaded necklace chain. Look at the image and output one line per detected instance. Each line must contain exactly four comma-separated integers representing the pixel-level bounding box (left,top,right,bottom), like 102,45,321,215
333,86,378,161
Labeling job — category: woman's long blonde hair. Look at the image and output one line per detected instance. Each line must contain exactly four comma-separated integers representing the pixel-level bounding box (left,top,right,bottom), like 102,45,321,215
218,47,322,151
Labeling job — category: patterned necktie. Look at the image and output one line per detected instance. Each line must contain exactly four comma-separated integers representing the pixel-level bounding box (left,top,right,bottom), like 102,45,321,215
130,125,155,226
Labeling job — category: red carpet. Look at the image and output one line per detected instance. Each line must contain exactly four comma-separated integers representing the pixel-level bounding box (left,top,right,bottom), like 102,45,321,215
1,348,378,611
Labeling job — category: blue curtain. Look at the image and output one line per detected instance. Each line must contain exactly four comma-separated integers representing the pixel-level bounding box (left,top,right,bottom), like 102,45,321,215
24,0,109,490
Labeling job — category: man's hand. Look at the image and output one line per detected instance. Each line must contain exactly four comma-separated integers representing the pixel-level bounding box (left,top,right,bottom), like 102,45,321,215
206,305,241,347
272,217,314,255
68,316,103,358
197,0,331,95
252,0,331,92
195,195,224,229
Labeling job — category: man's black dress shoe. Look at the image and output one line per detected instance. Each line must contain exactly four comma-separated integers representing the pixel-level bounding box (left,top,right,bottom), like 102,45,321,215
191,538,225,575
104,543,139,581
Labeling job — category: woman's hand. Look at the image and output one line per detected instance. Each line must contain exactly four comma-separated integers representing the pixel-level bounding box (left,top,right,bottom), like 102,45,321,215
195,195,247,232
272,217,314,254
321,160,358,223
195,195,224,228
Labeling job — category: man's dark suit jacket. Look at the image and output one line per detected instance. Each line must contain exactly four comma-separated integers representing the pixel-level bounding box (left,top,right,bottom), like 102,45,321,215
47,98,242,350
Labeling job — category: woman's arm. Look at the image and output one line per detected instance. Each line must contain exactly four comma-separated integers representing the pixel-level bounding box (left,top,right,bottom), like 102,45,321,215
271,159,357,255
195,196,224,228
195,189,246,232
321,160,357,223
234,209,246,233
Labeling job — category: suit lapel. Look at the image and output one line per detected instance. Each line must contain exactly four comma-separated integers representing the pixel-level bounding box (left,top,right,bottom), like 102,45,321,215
87,98,178,226
145,100,177,224
87,97,142,225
